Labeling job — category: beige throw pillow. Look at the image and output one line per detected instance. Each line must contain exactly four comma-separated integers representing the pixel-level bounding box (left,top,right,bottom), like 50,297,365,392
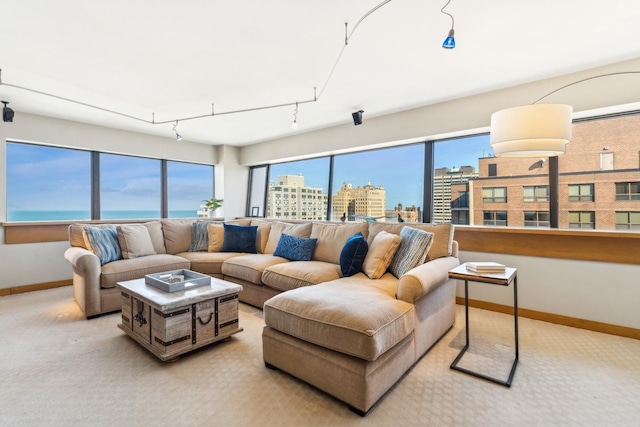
362,230,402,279
264,222,313,254
117,225,156,259
207,223,225,252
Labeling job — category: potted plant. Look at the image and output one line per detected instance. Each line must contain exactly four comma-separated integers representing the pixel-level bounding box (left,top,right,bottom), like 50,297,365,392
202,197,223,217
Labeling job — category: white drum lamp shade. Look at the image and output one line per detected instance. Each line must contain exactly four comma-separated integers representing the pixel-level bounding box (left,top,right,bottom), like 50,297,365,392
490,104,573,157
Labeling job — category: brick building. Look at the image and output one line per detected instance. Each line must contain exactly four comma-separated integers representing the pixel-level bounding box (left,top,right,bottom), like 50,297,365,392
469,114,640,229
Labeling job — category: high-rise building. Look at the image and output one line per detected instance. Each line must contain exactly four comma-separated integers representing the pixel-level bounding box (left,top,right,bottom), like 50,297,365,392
266,174,327,220
332,181,386,222
433,166,478,224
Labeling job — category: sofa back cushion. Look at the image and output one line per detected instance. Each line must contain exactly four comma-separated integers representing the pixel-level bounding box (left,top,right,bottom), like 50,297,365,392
162,219,196,254
250,219,272,254
309,222,369,265
367,222,454,261
117,224,156,259
69,221,166,254
264,222,313,254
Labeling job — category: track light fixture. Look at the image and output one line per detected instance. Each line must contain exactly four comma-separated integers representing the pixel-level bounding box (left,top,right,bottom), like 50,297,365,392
352,110,364,126
2,100,14,122
441,0,456,49
291,102,298,129
172,121,182,140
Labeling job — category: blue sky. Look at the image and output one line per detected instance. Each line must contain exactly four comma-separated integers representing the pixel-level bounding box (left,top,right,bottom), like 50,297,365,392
6,143,213,211
269,134,492,210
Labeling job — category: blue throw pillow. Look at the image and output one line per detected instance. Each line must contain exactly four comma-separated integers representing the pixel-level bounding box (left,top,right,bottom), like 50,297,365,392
84,226,122,265
273,233,317,261
189,221,210,252
221,224,258,253
340,232,369,277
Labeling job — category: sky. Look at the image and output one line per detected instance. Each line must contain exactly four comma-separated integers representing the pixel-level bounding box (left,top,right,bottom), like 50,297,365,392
7,134,492,214
269,134,492,210
6,143,213,211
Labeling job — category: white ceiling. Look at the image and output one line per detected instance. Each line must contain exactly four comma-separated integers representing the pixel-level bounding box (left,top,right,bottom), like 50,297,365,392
1,0,640,146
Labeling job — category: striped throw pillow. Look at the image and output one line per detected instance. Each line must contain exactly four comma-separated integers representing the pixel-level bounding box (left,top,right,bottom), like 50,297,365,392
388,227,434,278
83,226,122,265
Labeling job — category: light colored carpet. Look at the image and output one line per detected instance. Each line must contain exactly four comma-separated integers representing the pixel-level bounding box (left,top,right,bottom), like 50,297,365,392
1,287,639,426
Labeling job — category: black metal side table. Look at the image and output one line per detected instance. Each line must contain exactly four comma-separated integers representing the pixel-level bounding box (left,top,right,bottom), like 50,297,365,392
448,263,519,387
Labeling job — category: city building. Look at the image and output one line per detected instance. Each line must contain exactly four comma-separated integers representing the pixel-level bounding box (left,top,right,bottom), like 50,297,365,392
433,166,478,224
386,203,421,223
472,114,640,229
266,174,327,220
332,181,386,222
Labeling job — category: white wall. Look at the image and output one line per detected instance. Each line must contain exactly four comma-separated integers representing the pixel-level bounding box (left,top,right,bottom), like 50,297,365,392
458,251,640,330
0,113,220,288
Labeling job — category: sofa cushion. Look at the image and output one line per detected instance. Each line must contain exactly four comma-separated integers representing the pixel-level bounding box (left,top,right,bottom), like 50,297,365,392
262,261,342,292
273,234,317,261
177,251,243,276
264,222,313,254
388,227,434,278
250,219,272,254
340,232,369,277
362,230,402,279
117,224,156,259
207,223,225,252
222,224,258,253
143,221,167,254
264,280,415,361
222,254,290,285
100,254,190,289
367,222,454,261
162,219,195,254
189,221,210,252
83,226,122,265
309,222,369,264
70,222,166,254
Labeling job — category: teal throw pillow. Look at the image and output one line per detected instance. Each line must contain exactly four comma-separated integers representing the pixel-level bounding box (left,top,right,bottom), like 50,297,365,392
189,221,210,252
388,227,434,278
221,224,258,253
84,226,122,265
339,232,369,277
273,233,317,261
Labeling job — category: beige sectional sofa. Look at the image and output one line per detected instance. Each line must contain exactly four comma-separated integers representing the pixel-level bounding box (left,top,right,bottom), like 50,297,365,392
64,217,458,414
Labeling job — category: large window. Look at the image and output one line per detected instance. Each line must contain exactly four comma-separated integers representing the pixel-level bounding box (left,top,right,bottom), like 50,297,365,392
333,144,424,223
6,141,214,221
247,165,268,217
167,161,214,218
6,142,91,221
246,112,640,231
100,154,161,220
523,186,549,202
267,158,330,221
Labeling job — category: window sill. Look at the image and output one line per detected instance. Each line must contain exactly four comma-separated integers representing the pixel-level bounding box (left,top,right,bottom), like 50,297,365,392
454,225,640,265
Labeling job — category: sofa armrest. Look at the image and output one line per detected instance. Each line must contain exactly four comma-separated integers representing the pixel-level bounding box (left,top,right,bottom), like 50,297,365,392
396,256,460,303
64,247,103,317
65,247,101,275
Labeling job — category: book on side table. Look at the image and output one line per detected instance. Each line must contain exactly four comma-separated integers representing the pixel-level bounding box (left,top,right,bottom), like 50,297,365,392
465,261,506,274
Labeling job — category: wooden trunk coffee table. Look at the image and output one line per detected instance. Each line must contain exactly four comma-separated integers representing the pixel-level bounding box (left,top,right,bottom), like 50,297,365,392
116,276,243,361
